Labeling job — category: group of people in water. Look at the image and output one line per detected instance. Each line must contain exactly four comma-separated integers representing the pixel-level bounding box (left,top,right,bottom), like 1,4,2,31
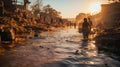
79,18,93,40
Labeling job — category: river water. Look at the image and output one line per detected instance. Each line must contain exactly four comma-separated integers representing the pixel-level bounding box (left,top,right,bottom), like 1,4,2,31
0,27,120,67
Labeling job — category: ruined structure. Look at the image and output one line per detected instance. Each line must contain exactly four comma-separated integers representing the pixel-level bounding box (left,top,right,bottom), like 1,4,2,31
0,0,31,42
95,1,120,55
101,2,120,27
0,0,30,16
0,0,68,42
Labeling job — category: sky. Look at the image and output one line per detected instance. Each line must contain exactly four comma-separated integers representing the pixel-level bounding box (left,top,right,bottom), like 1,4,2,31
20,0,108,18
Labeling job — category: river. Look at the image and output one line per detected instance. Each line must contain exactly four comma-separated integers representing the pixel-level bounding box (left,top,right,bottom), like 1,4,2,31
0,26,120,67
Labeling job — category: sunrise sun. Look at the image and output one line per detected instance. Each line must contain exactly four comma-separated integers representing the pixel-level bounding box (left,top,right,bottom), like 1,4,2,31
90,2,101,15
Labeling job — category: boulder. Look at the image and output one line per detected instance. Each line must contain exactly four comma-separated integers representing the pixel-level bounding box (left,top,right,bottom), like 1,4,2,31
0,28,15,42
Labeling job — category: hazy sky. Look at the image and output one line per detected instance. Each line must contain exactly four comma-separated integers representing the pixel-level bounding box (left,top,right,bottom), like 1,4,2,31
26,0,108,18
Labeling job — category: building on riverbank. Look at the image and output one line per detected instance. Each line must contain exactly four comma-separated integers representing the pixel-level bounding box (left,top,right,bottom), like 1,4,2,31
101,2,120,28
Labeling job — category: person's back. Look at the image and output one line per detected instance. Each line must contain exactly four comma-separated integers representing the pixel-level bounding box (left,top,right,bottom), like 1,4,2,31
88,18,92,26
78,23,82,33
82,21,90,30
88,18,93,35
82,18,90,40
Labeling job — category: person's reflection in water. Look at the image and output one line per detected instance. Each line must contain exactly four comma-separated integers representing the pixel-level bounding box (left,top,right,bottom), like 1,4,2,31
81,40,88,48
80,40,89,55
81,40,98,57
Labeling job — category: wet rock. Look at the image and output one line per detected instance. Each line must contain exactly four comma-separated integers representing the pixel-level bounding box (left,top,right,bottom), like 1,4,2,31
75,50,79,54
1,28,15,41
105,63,109,67
34,33,39,37
55,51,61,53
47,48,50,50
39,46,44,48
68,56,72,57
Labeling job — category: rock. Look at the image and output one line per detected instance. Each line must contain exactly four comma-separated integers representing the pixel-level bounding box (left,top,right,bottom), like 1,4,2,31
68,56,72,57
105,63,109,67
75,50,79,54
1,28,15,41
34,33,38,37
39,46,44,48
47,48,50,49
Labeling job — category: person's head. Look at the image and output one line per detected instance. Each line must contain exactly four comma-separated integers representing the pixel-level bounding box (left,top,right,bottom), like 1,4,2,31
88,18,90,20
84,18,87,22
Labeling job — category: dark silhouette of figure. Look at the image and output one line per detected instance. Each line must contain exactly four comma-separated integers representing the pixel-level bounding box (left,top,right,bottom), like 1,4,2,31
82,18,90,40
74,23,77,28
78,23,82,33
88,18,93,33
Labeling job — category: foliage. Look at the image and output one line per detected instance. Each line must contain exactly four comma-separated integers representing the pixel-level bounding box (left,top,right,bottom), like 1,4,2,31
43,4,61,17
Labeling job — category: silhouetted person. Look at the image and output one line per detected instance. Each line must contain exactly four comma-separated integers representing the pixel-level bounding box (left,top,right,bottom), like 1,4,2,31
88,18,93,33
78,23,81,33
82,18,90,40
74,23,77,28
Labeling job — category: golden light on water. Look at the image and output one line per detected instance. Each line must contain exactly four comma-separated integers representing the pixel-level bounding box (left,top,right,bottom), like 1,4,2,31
90,2,101,15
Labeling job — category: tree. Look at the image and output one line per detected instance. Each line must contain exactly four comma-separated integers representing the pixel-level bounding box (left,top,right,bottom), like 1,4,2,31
43,4,61,17
31,0,43,16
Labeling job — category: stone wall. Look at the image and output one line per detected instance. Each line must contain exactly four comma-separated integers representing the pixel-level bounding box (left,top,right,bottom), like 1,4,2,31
101,2,120,27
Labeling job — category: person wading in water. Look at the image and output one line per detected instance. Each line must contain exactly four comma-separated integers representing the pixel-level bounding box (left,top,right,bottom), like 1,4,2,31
82,18,91,40
88,18,93,34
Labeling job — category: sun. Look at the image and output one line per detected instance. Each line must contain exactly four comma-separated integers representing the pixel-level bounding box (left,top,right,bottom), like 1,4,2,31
90,2,101,15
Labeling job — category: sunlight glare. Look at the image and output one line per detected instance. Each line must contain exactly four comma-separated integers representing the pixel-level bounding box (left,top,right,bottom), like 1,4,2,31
90,2,101,15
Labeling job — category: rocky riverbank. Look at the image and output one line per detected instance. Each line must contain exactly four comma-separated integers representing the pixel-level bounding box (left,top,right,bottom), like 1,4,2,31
95,27,120,60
